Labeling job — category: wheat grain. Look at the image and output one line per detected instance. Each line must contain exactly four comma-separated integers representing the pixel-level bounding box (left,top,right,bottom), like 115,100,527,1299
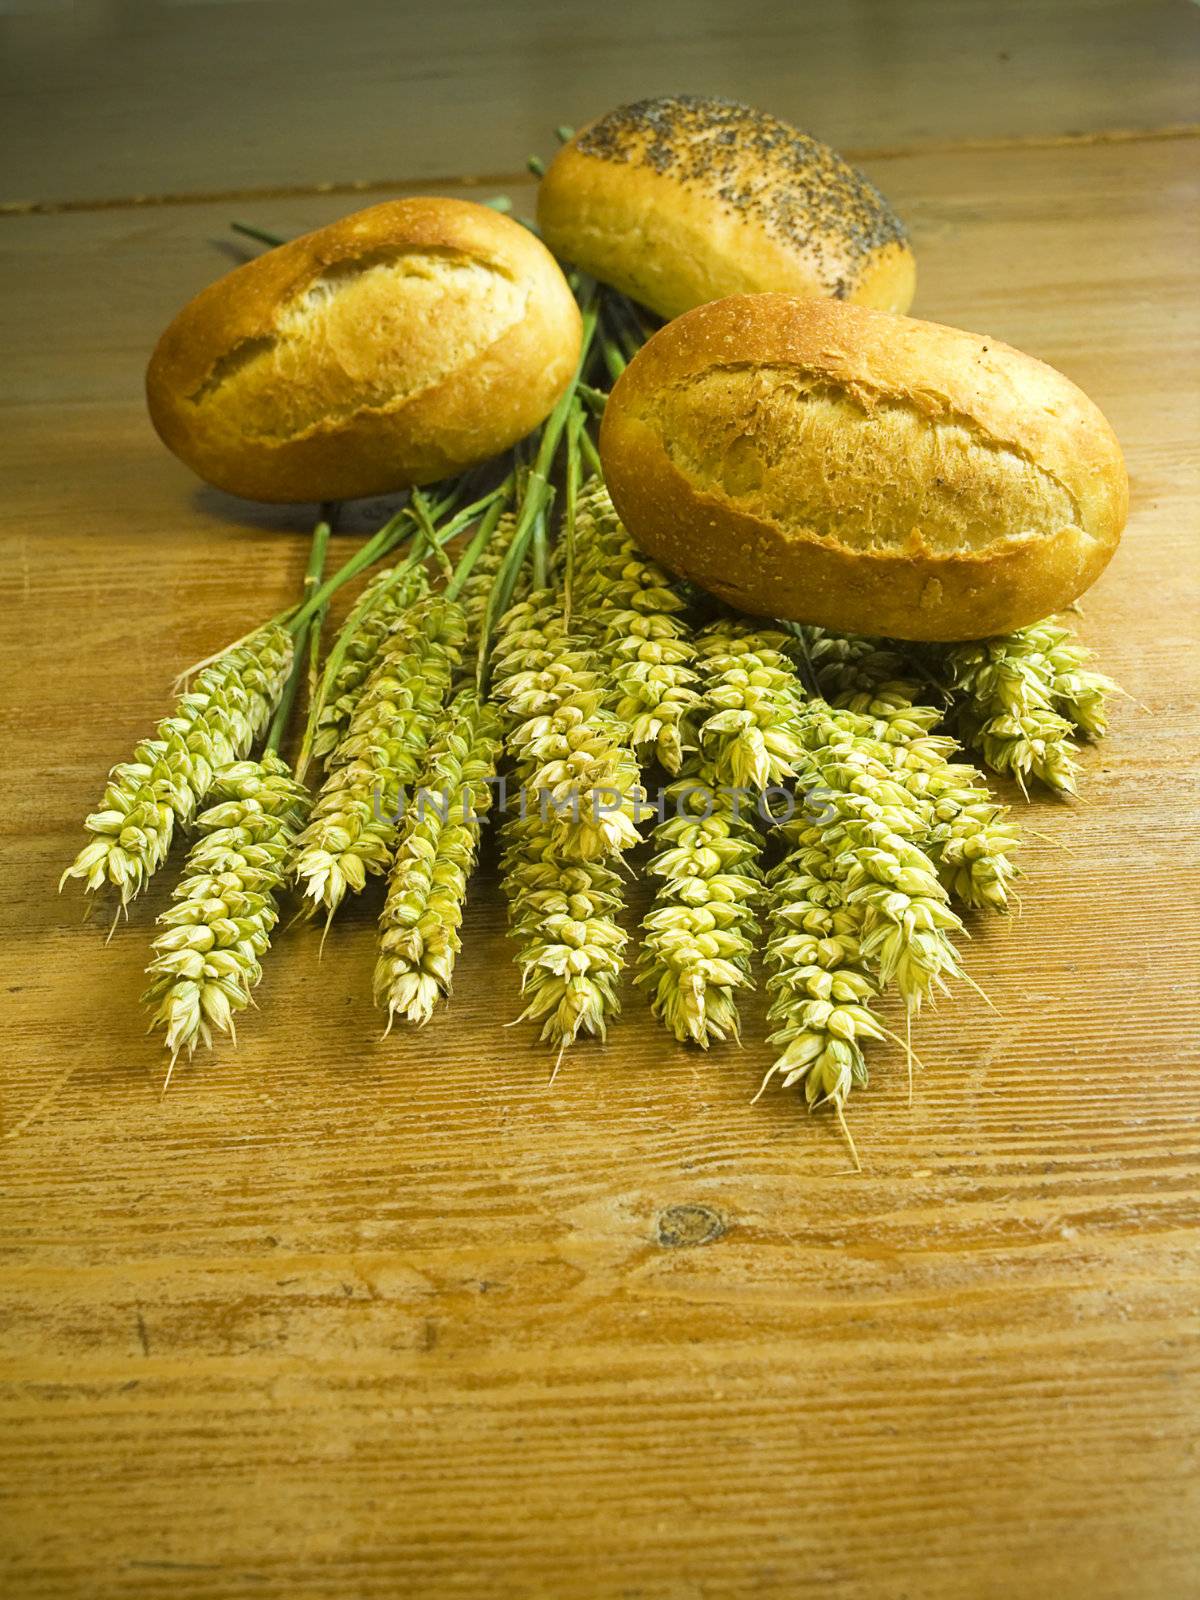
882,742,1020,912
806,771,965,1010
491,587,646,862
787,630,1020,910
799,700,1020,913
923,619,1119,795
692,621,969,1005
791,703,967,1010
931,634,1083,795
1017,620,1120,740
691,620,966,1004
492,586,638,1052
501,820,628,1054
796,627,934,742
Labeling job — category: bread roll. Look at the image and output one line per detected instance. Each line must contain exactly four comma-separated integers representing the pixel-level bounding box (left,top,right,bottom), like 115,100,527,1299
538,96,915,322
146,198,582,503
599,295,1128,641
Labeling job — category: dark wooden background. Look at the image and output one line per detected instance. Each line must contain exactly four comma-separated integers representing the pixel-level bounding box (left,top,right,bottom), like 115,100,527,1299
2,4,1198,1597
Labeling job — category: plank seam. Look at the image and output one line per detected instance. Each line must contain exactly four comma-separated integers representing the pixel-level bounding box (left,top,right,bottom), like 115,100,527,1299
2,124,1197,220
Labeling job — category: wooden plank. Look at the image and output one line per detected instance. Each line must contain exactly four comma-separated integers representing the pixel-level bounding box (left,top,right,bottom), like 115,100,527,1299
2,0,1198,208
2,139,1199,1598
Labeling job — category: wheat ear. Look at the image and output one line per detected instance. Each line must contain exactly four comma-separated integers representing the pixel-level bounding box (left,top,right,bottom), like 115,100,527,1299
761,821,890,1112
922,619,1120,796
492,587,635,1053
570,479,702,775
637,762,763,1046
63,623,293,906
142,755,310,1069
374,689,503,1028
292,594,467,918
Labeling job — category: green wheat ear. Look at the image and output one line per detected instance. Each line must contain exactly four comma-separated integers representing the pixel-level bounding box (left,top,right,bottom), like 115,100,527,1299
292,594,467,919
308,564,430,763
927,619,1120,796
637,761,763,1048
63,622,293,907
570,479,702,776
143,753,309,1080
762,820,888,1113
491,585,638,1060
374,690,502,1031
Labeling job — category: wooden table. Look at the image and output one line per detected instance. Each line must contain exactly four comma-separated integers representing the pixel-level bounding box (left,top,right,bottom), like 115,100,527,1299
3,5,1198,1597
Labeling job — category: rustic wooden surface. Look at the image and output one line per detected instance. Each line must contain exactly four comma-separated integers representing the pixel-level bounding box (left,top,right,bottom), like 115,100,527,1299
2,5,1199,1597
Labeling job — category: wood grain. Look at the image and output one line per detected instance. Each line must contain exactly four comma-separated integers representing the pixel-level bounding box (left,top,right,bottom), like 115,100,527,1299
2,0,1198,208
2,53,1200,1600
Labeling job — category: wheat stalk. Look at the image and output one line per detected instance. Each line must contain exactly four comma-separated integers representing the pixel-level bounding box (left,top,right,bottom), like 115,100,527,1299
793,707,967,1010
799,700,1020,914
142,753,309,1072
470,286,602,685
786,631,1019,911
1015,620,1120,740
501,819,628,1058
934,640,1080,795
691,620,971,1011
374,688,502,1028
683,620,968,1096
142,511,335,1077
796,627,934,742
882,739,1021,912
458,511,527,646
693,618,964,999
62,622,293,906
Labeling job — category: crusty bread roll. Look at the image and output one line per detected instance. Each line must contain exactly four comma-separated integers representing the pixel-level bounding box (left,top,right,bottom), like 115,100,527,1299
538,95,915,322
146,198,582,503
599,295,1128,641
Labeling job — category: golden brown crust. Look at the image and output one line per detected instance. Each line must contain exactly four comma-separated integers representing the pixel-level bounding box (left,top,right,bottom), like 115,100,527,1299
599,295,1128,641
146,198,582,502
538,96,915,321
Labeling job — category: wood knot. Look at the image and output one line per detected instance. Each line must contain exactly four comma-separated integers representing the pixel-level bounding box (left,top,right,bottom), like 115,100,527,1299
656,1204,726,1248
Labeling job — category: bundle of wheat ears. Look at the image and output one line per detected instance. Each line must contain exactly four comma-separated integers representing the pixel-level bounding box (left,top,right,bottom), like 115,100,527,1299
63,275,1119,1158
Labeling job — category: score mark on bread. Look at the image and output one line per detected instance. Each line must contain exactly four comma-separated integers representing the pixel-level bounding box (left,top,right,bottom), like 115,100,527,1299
599,295,1127,641
146,198,581,504
653,365,1083,555
188,248,528,442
